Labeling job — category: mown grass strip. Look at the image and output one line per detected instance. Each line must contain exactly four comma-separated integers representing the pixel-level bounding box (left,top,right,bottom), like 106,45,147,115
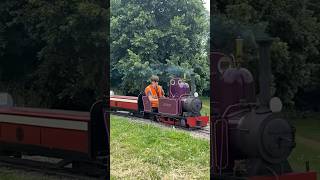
289,113,320,179
200,96,210,116
110,115,210,179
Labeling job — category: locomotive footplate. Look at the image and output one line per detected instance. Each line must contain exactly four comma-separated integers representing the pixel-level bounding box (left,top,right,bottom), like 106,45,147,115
146,111,208,128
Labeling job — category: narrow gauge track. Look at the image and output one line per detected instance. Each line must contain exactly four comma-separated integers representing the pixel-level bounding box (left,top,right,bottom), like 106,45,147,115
0,155,106,180
110,111,210,139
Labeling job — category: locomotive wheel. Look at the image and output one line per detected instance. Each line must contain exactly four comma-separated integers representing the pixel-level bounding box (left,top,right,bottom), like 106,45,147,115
144,113,158,122
143,112,150,119
150,115,156,122
132,110,145,118
154,115,160,122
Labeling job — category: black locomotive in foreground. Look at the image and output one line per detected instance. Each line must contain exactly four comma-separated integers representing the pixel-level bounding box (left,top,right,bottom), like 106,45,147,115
211,38,317,180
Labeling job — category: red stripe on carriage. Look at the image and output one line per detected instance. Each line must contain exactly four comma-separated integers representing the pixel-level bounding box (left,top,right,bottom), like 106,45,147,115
110,99,138,111
0,107,89,122
110,95,138,100
0,123,88,153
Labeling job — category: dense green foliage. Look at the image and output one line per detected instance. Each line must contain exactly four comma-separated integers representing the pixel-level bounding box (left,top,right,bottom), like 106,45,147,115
212,0,320,110
0,1,108,110
111,0,209,95
1,0,319,110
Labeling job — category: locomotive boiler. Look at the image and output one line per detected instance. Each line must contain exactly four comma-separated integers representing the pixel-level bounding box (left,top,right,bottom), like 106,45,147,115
211,38,317,179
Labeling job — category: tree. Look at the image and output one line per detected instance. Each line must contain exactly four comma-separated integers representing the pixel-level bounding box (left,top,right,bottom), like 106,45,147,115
20,0,108,109
0,0,109,110
111,0,209,95
212,0,320,108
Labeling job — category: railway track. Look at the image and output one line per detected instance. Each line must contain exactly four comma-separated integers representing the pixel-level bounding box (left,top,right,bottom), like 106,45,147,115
110,111,210,139
0,155,106,180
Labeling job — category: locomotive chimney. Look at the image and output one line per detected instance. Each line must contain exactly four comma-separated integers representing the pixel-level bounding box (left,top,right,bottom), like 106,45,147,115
235,37,244,67
256,38,273,112
190,72,196,95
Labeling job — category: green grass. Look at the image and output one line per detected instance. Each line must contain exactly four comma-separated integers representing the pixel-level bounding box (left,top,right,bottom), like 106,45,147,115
200,96,210,116
110,115,210,179
288,113,320,179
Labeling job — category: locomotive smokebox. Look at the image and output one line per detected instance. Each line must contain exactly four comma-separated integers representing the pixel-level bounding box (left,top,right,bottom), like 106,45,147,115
181,96,202,115
256,38,273,112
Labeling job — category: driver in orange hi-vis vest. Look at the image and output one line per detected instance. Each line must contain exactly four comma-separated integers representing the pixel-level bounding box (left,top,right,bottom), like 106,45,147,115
144,75,165,112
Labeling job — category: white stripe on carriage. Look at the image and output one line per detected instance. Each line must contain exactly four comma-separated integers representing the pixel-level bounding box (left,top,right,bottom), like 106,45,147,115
110,98,137,103
0,114,88,131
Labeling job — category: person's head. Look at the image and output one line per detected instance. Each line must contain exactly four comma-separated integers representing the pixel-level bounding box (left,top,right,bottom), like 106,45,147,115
150,75,159,87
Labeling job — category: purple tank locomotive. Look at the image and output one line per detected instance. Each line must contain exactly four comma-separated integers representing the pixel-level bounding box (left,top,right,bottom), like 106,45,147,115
141,78,208,128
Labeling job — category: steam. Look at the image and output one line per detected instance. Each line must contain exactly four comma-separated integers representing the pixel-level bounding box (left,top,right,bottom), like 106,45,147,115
166,66,193,78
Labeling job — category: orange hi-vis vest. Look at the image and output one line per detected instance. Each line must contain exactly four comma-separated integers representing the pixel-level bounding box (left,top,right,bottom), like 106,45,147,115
144,84,164,108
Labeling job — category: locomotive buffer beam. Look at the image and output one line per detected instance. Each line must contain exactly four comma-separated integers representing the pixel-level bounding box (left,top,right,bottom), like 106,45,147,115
245,158,292,177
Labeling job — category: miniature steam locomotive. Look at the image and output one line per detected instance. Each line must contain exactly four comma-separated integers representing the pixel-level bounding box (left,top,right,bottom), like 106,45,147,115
110,78,209,128
211,38,317,179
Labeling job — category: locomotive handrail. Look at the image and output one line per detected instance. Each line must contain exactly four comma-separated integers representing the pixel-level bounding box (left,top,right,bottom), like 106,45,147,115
225,108,251,119
213,119,229,174
178,94,190,109
178,94,190,99
221,102,258,118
